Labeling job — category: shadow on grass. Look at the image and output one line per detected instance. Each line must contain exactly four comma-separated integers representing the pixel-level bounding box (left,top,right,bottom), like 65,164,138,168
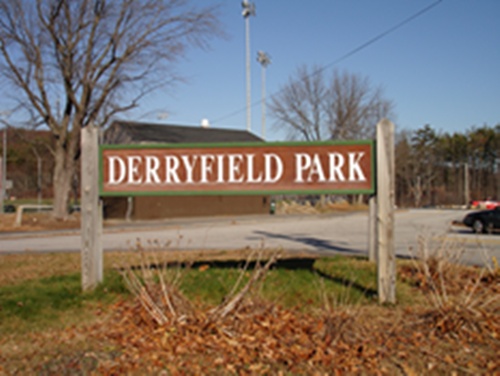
188,257,317,271
135,256,377,302
313,268,377,299
1,254,379,321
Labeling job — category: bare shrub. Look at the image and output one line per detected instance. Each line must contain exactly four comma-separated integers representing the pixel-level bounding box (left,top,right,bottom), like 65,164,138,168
403,234,500,339
118,240,281,328
207,250,280,323
118,239,194,326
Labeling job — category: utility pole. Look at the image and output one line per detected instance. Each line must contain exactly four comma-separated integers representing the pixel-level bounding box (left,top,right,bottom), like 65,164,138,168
242,0,255,133
257,51,271,140
1,127,6,213
464,162,470,206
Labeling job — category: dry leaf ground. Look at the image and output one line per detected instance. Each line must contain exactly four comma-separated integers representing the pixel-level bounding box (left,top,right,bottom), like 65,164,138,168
0,212,81,233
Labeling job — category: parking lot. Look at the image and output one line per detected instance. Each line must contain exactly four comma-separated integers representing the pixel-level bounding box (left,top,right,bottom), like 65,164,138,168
1,208,499,268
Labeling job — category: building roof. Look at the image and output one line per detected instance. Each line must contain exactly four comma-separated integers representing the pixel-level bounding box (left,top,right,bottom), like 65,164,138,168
103,120,263,145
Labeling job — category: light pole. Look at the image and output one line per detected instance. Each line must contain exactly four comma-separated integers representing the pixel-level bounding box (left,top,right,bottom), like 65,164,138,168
257,50,271,140
242,0,255,133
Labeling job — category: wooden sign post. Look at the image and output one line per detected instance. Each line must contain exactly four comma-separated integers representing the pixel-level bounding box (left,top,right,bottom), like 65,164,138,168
368,195,377,262
81,125,102,291
376,119,396,304
0,157,4,213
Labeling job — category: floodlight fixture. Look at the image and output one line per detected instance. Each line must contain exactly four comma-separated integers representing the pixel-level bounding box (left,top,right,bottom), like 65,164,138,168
257,50,271,67
242,0,256,18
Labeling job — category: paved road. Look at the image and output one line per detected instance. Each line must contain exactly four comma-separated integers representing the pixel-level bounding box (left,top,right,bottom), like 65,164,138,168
1,209,499,267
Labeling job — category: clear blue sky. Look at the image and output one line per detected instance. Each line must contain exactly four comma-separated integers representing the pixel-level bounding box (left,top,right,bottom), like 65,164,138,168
2,1,497,141
133,0,499,141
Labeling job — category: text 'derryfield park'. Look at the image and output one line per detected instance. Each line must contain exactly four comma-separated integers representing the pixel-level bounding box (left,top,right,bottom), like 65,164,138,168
100,142,374,195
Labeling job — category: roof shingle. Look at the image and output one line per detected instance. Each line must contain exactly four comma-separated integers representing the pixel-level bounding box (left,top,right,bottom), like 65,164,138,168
104,120,263,145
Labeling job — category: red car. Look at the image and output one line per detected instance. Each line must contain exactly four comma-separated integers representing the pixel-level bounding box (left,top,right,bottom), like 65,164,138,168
470,200,500,210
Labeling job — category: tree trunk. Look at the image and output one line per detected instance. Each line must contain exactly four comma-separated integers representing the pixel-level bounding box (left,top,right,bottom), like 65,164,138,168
52,145,75,220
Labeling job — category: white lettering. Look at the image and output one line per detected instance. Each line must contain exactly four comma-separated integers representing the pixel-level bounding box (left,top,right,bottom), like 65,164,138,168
145,156,161,184
246,154,263,183
308,154,326,182
328,153,346,181
181,155,198,183
200,155,215,183
108,156,126,185
228,154,244,183
294,153,311,183
264,153,283,183
104,148,369,190
127,156,142,184
348,152,366,181
216,155,225,183
164,156,180,183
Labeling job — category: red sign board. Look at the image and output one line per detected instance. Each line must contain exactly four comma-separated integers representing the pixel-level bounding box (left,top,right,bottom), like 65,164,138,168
99,141,374,196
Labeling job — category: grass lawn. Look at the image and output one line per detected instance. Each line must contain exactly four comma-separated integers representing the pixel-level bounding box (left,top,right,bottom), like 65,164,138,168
0,251,384,334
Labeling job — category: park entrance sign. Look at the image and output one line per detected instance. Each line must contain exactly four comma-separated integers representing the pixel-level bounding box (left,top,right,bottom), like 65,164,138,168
82,119,395,304
99,141,374,196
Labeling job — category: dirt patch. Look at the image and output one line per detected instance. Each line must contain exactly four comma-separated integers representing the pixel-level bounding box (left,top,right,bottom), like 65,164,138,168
0,212,81,233
277,200,367,215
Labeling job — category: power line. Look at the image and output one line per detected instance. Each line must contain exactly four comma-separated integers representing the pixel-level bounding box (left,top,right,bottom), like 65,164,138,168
212,0,443,126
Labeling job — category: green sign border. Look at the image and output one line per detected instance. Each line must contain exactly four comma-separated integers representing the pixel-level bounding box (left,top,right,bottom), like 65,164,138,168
99,140,376,196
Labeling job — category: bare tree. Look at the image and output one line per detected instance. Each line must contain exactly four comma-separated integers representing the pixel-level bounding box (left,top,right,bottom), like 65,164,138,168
327,70,393,140
0,0,222,219
270,65,328,141
270,65,394,142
